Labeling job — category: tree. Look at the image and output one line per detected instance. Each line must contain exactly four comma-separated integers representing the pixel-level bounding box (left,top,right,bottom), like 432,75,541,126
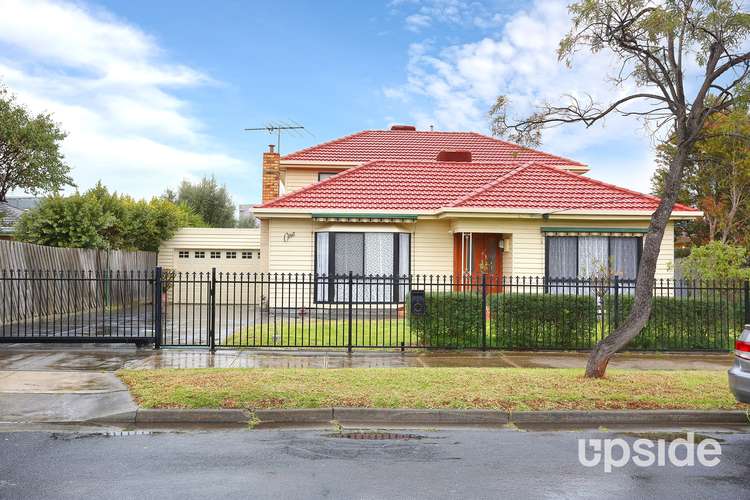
489,0,750,377
15,183,203,251
652,104,750,244
681,240,750,279
0,85,74,201
175,176,236,228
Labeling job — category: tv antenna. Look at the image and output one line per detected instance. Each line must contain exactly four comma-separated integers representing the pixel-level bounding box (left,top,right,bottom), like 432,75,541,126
244,120,312,153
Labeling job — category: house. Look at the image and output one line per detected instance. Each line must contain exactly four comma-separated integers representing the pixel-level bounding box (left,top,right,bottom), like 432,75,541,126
253,125,700,303
0,197,42,239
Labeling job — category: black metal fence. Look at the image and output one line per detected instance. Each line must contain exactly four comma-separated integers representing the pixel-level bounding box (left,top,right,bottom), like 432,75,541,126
2,268,749,351
0,269,155,343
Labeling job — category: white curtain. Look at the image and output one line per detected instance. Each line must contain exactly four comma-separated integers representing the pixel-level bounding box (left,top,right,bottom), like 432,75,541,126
364,233,394,302
398,233,411,301
611,237,639,295
333,233,364,302
548,237,577,279
315,233,329,301
577,237,608,278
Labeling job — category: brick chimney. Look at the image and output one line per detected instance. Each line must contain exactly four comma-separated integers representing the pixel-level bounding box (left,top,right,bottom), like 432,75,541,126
262,144,281,202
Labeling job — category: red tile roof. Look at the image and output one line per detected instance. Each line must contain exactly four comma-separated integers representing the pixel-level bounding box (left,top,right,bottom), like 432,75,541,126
282,130,586,169
259,160,698,213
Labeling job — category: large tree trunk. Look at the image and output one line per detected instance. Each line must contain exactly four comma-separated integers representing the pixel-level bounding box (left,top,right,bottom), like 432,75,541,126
585,144,689,378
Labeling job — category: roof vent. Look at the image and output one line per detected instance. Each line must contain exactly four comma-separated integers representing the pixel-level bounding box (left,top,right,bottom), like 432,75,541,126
436,150,472,162
390,125,417,131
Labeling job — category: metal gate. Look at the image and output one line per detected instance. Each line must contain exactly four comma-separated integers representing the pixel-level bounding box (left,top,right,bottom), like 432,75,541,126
0,269,156,343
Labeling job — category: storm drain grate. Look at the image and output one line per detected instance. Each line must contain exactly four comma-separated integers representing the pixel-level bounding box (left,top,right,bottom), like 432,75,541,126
328,431,424,440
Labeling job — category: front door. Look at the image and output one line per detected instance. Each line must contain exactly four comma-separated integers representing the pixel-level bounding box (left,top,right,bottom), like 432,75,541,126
453,233,503,290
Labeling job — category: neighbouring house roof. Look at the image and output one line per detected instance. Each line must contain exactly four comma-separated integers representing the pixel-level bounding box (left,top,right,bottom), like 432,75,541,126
282,130,587,170
256,160,699,215
0,202,25,233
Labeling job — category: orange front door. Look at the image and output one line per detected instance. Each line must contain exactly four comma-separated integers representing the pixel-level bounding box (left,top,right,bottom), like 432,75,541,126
453,233,503,291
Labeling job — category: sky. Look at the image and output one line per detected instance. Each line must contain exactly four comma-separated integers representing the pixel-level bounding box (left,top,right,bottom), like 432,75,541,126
0,0,685,207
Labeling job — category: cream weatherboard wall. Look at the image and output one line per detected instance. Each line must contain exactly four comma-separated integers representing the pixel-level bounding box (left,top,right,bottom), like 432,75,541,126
282,166,348,194
263,216,676,281
449,217,674,280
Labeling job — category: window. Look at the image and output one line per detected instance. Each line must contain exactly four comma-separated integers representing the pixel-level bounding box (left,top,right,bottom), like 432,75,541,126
318,172,337,181
194,251,205,259
546,235,641,287
257,251,261,259
315,232,411,303
210,251,221,259
242,251,253,259
178,251,189,259
226,251,236,259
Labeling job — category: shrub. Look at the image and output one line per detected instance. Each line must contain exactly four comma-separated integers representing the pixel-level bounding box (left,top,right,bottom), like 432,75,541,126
407,291,483,347
490,293,599,349
607,294,745,350
681,241,750,280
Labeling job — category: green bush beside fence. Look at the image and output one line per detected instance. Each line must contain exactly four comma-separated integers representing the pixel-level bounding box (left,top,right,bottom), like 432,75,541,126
408,292,483,347
607,295,745,350
406,289,745,351
489,293,599,349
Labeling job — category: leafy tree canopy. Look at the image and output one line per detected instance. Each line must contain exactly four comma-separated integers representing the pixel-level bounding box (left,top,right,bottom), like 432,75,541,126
15,183,204,251
652,102,750,245
0,85,74,201
174,176,236,228
681,241,750,280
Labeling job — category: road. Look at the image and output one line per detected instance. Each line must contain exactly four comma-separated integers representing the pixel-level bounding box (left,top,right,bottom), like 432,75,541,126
0,426,748,499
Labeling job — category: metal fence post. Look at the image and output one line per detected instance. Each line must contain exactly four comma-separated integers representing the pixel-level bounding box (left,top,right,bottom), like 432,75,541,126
744,280,750,325
347,271,353,354
613,275,620,330
481,273,487,351
153,266,163,349
209,267,216,351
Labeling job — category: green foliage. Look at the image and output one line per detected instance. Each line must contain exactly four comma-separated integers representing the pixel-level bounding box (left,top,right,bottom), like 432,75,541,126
490,293,598,349
0,85,74,200
408,292,483,347
175,176,235,228
15,183,204,251
609,295,745,350
681,241,750,280
652,105,750,245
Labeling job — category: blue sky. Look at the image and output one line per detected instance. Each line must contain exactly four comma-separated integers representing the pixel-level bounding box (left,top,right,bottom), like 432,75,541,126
1,0,665,206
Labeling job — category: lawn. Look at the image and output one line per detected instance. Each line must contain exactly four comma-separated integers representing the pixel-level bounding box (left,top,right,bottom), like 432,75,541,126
226,319,418,347
118,368,748,411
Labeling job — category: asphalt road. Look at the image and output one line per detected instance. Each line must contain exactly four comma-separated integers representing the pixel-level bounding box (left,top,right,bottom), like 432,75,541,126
0,427,748,499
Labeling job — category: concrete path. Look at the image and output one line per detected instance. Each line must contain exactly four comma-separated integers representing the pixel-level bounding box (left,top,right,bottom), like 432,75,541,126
0,346,137,424
0,344,735,371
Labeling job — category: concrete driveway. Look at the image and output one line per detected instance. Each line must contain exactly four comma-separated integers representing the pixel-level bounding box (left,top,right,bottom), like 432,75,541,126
0,346,138,424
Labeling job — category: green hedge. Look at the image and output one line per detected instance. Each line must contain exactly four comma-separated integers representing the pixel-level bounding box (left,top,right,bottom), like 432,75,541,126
606,295,745,350
489,293,599,349
407,292,483,347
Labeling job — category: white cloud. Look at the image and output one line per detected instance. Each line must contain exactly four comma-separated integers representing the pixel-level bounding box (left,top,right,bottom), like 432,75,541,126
384,0,668,191
0,0,246,199
392,0,505,31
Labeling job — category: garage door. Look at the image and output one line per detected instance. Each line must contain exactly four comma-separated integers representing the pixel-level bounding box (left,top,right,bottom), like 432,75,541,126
168,248,262,304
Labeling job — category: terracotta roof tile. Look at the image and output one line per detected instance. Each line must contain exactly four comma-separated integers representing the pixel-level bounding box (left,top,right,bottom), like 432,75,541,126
282,130,586,168
259,160,698,213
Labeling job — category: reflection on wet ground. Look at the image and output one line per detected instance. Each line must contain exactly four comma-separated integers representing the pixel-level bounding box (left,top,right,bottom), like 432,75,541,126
0,344,734,371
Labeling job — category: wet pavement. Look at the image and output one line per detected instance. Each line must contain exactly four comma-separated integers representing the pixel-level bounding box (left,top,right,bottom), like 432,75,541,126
0,344,735,371
1,426,748,499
